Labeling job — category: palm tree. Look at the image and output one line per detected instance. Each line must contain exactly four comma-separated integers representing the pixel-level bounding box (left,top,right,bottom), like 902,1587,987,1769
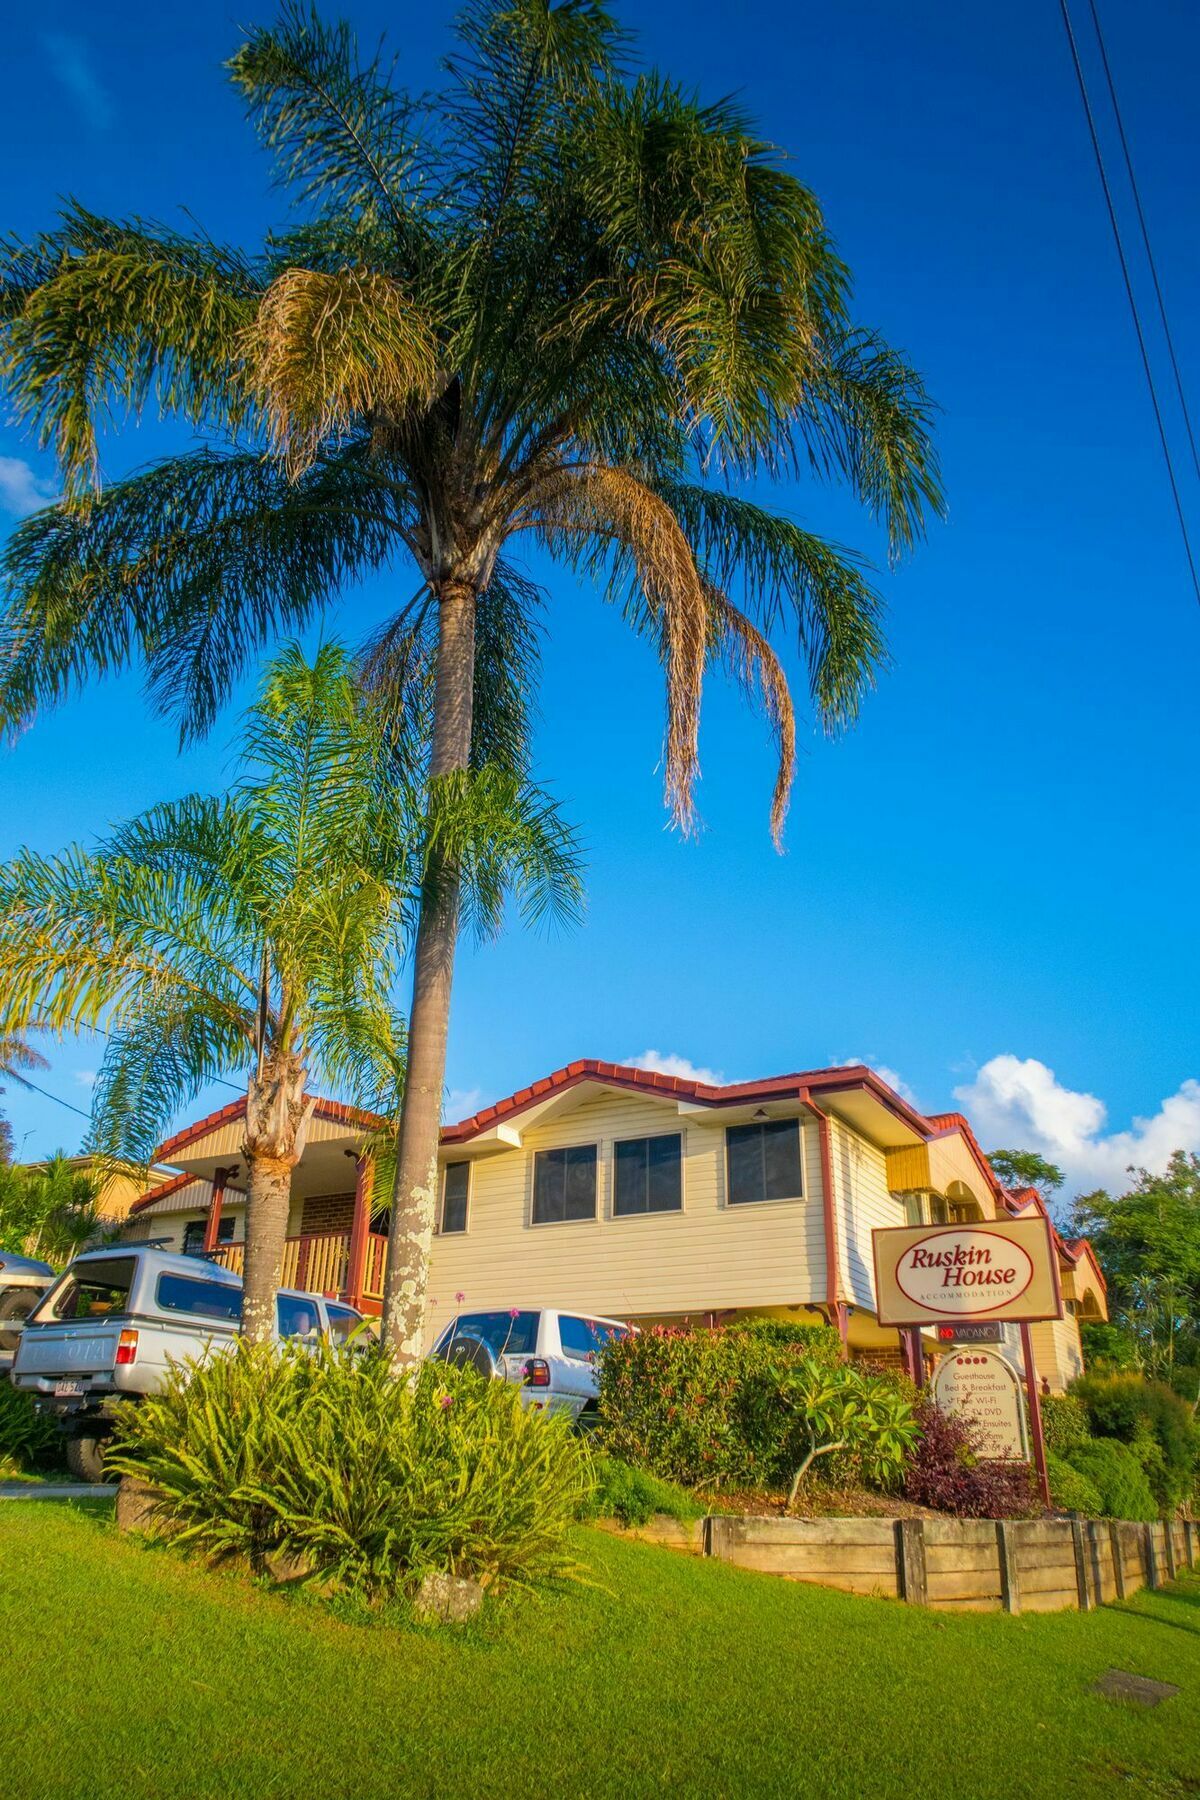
0,1153,107,1264
0,1031,48,1162
0,643,420,1336
0,1,942,1363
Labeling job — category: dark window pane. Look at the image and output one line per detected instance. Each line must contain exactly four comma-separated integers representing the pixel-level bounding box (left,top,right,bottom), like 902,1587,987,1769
277,1294,321,1337
615,1135,681,1215
50,1258,136,1322
442,1162,470,1233
564,1145,598,1220
762,1120,802,1200
727,1120,802,1205
533,1146,596,1223
444,1310,539,1357
182,1218,234,1257
156,1273,242,1322
726,1125,762,1206
559,1314,632,1357
325,1304,361,1344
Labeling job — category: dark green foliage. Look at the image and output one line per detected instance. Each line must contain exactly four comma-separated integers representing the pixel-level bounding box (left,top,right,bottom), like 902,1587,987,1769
1071,1152,1200,1382
585,1454,705,1526
1040,1394,1090,1457
0,1382,62,1471
107,1338,592,1595
986,1148,1065,1201
1046,1451,1103,1517
1080,1320,1143,1374
1062,1438,1157,1522
596,1321,910,1493
1072,1374,1198,1512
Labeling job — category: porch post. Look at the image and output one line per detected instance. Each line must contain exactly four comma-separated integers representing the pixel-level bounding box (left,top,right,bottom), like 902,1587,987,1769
345,1151,373,1308
203,1165,234,1253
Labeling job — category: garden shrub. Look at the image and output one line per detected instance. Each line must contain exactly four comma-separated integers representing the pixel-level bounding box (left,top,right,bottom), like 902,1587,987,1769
108,1339,592,1597
1039,1394,1089,1456
1071,1374,1197,1511
1046,1451,1102,1516
742,1360,918,1503
1063,1437,1156,1521
596,1322,901,1491
0,1381,61,1473
902,1399,1037,1518
584,1454,705,1526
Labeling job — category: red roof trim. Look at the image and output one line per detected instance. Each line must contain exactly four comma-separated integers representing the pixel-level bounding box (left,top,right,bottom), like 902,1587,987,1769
127,1171,203,1216
154,1094,385,1162
440,1059,929,1144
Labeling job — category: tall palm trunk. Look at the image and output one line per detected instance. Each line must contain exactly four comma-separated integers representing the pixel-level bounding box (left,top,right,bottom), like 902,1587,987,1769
241,1056,310,1343
382,578,477,1367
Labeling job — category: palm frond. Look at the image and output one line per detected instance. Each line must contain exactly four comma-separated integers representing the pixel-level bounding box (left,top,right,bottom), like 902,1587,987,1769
0,446,398,738
0,204,258,495
424,764,584,941
650,480,888,731
246,267,440,476
230,6,425,242
798,328,944,559
88,1002,249,1168
530,465,706,829
704,584,796,848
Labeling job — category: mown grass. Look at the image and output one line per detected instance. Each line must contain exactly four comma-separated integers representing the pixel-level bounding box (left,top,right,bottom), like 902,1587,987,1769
1,1500,1198,1799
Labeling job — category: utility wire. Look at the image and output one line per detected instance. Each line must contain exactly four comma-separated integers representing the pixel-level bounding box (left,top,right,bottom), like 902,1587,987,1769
1085,0,1200,487
5,1074,93,1121
1058,0,1200,610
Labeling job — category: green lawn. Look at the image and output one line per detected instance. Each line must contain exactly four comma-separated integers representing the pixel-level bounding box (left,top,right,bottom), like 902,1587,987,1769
1,1502,1198,1799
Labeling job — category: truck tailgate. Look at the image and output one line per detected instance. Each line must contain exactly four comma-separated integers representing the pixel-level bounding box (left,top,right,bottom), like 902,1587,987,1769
12,1322,121,1386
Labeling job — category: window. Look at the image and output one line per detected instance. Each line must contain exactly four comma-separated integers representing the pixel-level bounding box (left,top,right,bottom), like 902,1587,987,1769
441,1162,470,1234
903,1195,924,1227
613,1133,682,1216
558,1314,631,1359
277,1294,322,1338
325,1303,363,1344
182,1217,235,1257
930,1196,949,1225
40,1257,137,1324
725,1119,802,1206
532,1145,597,1224
435,1310,540,1358
156,1272,242,1323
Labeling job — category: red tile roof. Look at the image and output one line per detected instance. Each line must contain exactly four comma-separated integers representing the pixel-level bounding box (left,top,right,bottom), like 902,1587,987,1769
127,1171,204,1216
154,1094,386,1162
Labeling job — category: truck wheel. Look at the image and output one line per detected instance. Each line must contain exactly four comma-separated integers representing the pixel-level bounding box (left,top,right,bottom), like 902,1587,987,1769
0,1288,37,1352
65,1435,108,1485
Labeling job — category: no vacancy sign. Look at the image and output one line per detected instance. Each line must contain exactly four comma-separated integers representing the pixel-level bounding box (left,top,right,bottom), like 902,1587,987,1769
871,1216,1061,1327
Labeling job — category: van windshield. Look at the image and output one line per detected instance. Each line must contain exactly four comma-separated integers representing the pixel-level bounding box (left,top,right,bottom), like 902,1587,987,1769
39,1258,137,1324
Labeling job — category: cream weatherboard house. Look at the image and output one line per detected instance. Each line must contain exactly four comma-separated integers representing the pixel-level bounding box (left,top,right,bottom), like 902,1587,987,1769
122,1060,1107,1391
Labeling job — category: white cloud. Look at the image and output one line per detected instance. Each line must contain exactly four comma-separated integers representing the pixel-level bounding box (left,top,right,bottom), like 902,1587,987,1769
73,1071,98,1091
624,1049,725,1087
954,1054,1200,1194
443,1086,482,1123
0,456,57,519
836,1056,919,1106
42,33,114,129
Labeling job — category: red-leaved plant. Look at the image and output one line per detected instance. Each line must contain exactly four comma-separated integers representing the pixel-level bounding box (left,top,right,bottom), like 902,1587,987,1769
903,1398,1038,1518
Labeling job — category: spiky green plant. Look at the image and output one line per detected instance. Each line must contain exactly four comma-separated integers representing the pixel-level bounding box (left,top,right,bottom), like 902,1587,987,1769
0,1,942,1364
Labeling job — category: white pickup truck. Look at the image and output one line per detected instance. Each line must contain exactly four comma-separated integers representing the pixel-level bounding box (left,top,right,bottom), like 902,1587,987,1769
10,1244,363,1481
431,1306,632,1424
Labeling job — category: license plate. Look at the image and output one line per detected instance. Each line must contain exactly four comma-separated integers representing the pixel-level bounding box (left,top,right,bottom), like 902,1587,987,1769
53,1380,84,1398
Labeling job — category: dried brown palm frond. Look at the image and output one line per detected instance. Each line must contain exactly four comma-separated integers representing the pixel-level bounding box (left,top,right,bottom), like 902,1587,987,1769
704,582,796,849
244,267,439,476
531,465,707,831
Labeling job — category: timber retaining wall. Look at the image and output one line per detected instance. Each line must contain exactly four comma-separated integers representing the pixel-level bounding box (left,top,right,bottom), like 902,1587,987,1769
620,1514,1198,1613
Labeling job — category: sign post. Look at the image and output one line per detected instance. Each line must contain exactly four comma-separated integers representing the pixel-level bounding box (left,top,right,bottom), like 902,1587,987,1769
872,1217,1061,1510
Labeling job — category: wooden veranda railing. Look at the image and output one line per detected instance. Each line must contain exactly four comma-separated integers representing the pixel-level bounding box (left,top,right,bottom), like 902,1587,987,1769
213,1230,388,1306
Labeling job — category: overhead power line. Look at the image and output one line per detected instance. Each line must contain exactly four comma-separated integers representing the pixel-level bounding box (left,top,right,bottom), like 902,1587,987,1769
1085,0,1200,488
1058,0,1200,611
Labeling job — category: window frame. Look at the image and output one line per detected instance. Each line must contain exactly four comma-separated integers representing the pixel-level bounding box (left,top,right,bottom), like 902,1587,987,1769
440,1160,471,1235
723,1117,804,1209
611,1130,685,1219
530,1142,599,1227
154,1270,242,1323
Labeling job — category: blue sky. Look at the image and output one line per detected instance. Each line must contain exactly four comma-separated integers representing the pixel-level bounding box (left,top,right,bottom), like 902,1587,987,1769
1,0,1198,1194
